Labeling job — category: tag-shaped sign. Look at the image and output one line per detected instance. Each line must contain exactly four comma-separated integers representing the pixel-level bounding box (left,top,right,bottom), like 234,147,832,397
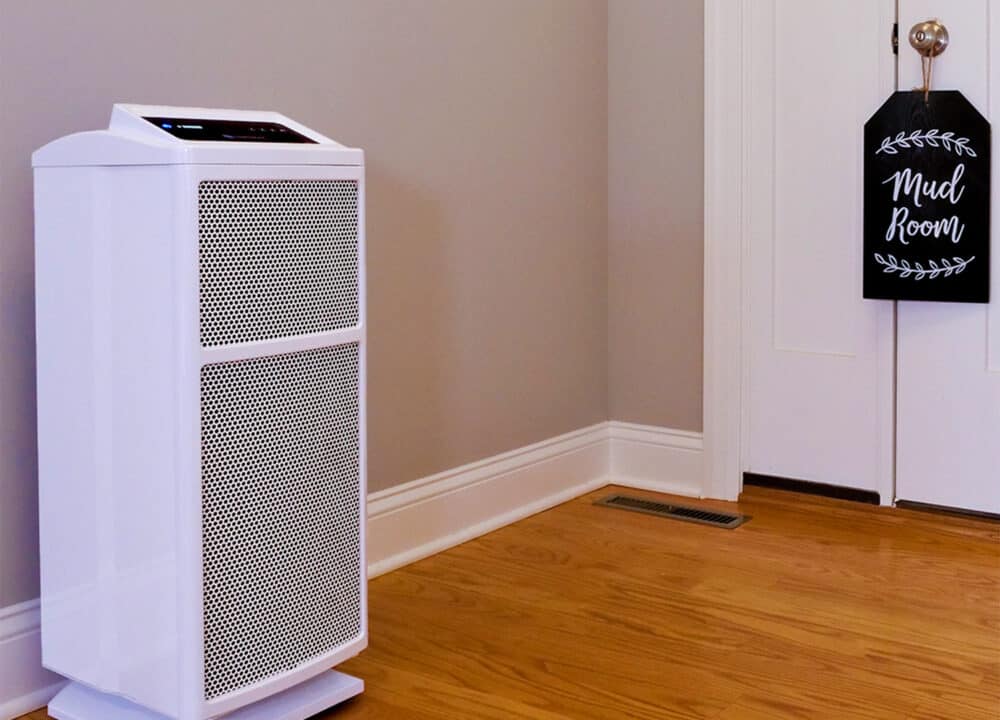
864,90,990,303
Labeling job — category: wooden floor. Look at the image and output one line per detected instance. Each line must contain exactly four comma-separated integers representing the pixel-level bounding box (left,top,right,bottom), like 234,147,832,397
23,486,1000,719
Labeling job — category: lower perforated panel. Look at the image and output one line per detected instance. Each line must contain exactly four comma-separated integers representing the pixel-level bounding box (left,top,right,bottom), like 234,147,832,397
200,344,363,701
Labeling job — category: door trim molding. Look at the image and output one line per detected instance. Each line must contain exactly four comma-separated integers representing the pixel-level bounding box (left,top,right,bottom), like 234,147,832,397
703,0,748,501
704,1,897,505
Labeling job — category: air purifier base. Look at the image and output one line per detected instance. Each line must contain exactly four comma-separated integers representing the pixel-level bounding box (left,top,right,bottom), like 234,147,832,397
48,671,364,720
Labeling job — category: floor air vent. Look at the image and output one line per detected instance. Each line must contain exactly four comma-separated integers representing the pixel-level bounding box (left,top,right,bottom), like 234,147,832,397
596,494,749,529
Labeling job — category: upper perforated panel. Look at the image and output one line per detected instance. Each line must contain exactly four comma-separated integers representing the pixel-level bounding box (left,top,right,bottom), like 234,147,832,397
199,180,359,347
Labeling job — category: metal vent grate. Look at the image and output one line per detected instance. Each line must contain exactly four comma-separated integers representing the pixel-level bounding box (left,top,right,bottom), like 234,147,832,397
595,494,748,529
199,179,360,347
201,344,363,701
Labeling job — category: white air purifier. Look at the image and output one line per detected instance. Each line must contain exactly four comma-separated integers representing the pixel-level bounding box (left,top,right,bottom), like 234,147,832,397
33,105,367,720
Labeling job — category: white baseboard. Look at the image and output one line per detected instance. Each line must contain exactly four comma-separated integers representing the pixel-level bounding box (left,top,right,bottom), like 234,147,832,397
0,600,65,720
367,421,707,578
366,423,611,577
2,420,705,718
607,421,704,497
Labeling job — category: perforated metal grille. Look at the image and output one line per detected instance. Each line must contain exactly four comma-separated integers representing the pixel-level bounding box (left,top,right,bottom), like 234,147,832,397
199,180,360,347
595,494,748,529
201,344,363,700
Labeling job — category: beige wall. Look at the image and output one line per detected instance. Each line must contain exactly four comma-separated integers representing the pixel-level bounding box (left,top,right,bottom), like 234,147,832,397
0,0,609,608
608,0,704,430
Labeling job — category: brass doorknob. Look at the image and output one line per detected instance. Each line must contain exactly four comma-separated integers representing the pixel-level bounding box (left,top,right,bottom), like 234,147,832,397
909,20,949,58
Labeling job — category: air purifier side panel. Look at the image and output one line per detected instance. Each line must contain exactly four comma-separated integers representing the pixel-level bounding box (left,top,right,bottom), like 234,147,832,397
172,165,208,720
35,165,186,718
103,165,188,717
35,166,106,688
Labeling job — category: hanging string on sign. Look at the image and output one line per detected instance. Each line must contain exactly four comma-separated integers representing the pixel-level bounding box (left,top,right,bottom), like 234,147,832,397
920,55,933,104
909,20,949,103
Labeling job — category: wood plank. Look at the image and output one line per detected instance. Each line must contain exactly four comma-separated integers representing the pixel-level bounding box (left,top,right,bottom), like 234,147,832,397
18,486,1000,719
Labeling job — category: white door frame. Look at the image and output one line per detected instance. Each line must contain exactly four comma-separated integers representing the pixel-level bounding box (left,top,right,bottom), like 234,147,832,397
703,1,899,504
703,0,748,502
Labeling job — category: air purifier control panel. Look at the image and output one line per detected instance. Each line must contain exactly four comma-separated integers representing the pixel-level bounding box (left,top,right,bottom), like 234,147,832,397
143,116,317,144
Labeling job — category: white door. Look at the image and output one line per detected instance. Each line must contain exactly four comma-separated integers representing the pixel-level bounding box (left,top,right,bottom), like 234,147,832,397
744,1,897,502
896,0,1000,514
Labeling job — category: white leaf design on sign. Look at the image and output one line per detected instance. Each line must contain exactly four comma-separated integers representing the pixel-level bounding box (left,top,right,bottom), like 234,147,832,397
874,254,976,280
875,129,975,157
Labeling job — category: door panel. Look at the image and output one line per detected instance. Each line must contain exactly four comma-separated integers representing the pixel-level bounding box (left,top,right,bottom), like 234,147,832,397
745,0,896,499
896,0,1000,513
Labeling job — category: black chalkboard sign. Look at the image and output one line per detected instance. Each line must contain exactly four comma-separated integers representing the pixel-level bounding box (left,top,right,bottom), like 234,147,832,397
864,90,990,303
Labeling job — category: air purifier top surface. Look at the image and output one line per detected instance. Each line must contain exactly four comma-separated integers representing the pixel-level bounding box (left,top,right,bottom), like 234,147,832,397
33,104,364,168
